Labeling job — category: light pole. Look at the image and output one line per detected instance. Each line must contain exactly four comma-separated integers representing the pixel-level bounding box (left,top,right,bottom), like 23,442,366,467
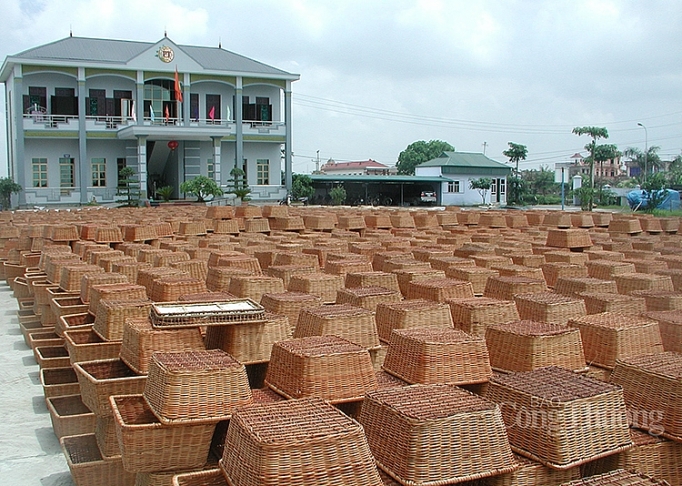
637,122,648,182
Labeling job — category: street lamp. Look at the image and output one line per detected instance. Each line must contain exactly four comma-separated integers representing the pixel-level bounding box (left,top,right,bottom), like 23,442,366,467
637,122,648,182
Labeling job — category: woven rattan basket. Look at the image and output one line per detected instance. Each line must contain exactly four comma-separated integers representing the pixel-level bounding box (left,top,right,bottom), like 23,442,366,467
406,277,475,302
149,276,209,302
93,298,153,341
374,299,453,343
120,317,206,375
64,328,122,365
643,310,682,353
580,291,647,315
79,273,129,303
555,277,618,298
336,286,403,311
514,291,587,325
41,366,81,399
34,344,70,369
259,291,321,330
359,383,517,485
383,327,492,385
615,273,675,294
484,320,587,373
611,351,682,441
483,453,580,486
265,335,378,403
294,303,380,349
563,469,669,485
56,312,95,337
60,434,135,486
203,312,290,364
485,367,633,470
631,290,682,312
228,275,285,302
143,350,252,425
546,228,592,249
345,271,400,293
220,397,383,486
484,275,548,301
445,266,498,294
59,264,104,292
47,394,96,439
586,260,636,280
567,312,664,370
88,283,147,315
110,394,215,473
447,296,520,336
74,358,147,416
94,415,120,458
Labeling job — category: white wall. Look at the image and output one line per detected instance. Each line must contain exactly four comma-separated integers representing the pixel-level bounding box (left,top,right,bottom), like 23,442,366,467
190,81,236,120
243,142,281,186
414,166,441,177
242,85,282,121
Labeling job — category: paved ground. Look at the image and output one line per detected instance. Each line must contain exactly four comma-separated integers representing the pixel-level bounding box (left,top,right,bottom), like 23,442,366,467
0,282,74,486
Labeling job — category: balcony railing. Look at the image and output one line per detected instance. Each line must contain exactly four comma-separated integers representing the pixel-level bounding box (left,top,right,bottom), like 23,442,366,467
23,113,78,130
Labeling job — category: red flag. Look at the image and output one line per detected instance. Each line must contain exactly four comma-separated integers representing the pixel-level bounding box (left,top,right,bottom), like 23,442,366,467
208,105,215,120
164,104,170,122
174,67,183,103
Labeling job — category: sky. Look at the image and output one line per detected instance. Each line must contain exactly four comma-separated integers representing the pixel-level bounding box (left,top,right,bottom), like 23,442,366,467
1,0,681,176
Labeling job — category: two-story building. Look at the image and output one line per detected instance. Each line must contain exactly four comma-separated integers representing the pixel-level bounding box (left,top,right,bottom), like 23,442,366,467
319,159,396,176
1,35,299,206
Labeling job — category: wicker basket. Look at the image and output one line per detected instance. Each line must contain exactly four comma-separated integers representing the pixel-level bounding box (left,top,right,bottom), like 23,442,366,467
149,276,209,302
611,352,682,441
47,394,96,439
643,310,682,353
143,350,251,425
447,297,520,337
345,271,401,293
585,249,625,262
609,218,643,235
484,276,548,301
483,453,580,486
336,286,403,311
265,335,377,403
555,277,618,298
50,296,89,335
485,320,587,373
485,367,633,470
60,434,135,486
359,384,517,485
580,291,647,315
110,394,215,473
325,257,374,276
406,277,475,302
259,291,321,330
221,397,382,486
546,228,592,249
445,266,498,294
586,260,636,280
541,263,588,288
40,366,81,399
88,283,147,314
93,298,153,342
203,312,289,364
615,273,675,294
64,328,122,364
393,268,446,296
567,312,664,370
383,327,492,385
564,469,669,485
27,330,63,350
542,212,572,228
631,289,682,312
80,273,129,303
34,344,71,369
205,266,253,292
74,358,147,416
514,291,587,325
264,264,317,288
294,303,380,349
544,251,589,266
59,264,105,292
214,254,263,274
228,275,285,302
374,299,453,343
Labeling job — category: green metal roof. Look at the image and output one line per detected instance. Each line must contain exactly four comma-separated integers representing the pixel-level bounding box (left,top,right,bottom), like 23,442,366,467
419,151,511,172
309,174,452,183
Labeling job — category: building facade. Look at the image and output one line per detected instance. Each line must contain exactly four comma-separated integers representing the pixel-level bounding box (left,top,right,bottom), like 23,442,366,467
319,159,396,176
1,36,299,206
416,151,511,206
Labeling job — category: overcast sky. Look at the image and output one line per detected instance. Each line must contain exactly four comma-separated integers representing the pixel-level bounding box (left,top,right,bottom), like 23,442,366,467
1,0,681,176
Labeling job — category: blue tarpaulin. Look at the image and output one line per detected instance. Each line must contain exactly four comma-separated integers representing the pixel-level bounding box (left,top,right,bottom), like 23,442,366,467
626,189,680,211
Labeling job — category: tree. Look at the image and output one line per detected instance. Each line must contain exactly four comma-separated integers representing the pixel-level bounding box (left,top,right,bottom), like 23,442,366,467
180,175,224,203
0,177,21,211
116,167,141,207
668,153,682,186
291,174,314,201
469,177,493,205
640,172,668,213
329,185,346,205
225,167,250,203
572,126,609,211
502,142,527,205
397,140,454,175
590,144,620,205
623,146,662,181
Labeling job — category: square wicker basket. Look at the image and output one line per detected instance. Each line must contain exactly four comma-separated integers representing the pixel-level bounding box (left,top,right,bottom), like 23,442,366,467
560,469,669,485
483,453,580,486
541,263,588,288
359,383,517,486
260,291,321,331
555,277,618,298
514,291,587,325
485,367,633,470
110,394,215,473
74,358,147,416
47,394,96,439
336,285,403,311
220,397,383,486
643,310,682,353
93,298,152,342
382,327,492,385
64,328,122,365
374,299,453,343
567,312,664,369
294,303,380,349
580,291,647,315
265,335,378,403
40,366,81,399
484,275,548,301
60,434,135,486
611,351,682,441
143,350,252,425
447,296,520,336
484,320,587,373
407,277,475,302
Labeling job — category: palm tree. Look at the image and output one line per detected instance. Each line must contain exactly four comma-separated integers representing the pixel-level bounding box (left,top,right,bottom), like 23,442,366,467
623,146,662,180
572,126,609,211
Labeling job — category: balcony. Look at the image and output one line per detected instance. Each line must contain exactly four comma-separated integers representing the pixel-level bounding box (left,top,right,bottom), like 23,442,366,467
23,114,78,131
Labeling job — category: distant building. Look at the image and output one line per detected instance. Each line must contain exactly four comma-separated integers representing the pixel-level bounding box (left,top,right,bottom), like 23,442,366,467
319,159,395,176
568,152,626,180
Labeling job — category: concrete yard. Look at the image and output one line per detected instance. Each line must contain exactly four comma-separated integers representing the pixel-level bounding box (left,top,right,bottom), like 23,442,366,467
0,282,74,486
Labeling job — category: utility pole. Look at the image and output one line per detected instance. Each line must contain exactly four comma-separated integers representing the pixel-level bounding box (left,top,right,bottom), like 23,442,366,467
316,150,320,172
482,142,488,155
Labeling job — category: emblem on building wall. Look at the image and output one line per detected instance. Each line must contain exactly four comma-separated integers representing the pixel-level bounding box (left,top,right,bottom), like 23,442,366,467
157,45,174,63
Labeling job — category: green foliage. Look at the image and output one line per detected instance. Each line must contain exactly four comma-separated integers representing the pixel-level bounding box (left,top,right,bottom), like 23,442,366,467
156,185,174,202
572,126,609,211
469,177,493,205
226,167,250,202
397,140,454,175
180,175,224,203
503,142,528,205
329,185,346,205
669,154,682,186
573,186,595,211
640,172,668,213
0,177,22,211
292,174,314,200
624,146,663,182
116,167,141,207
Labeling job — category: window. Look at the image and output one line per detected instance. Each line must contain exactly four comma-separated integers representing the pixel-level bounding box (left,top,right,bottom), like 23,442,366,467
190,93,199,121
491,180,497,194
59,158,74,188
24,86,47,113
447,181,461,193
92,158,106,187
257,159,269,185
144,79,179,121
32,158,48,187
117,158,127,187
499,178,506,195
207,159,214,181
206,94,220,121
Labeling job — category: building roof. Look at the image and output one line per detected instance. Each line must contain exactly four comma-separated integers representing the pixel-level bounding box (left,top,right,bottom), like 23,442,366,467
310,174,452,183
419,151,509,170
320,159,388,171
2,35,298,80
